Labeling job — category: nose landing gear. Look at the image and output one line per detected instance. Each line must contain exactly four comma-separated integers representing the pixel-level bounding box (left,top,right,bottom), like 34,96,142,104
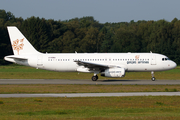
151,71,155,81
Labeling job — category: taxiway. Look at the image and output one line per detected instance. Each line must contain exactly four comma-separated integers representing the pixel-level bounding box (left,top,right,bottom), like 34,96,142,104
0,92,180,98
0,79,180,85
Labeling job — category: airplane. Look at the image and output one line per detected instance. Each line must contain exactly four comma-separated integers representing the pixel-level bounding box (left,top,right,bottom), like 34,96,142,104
4,26,177,81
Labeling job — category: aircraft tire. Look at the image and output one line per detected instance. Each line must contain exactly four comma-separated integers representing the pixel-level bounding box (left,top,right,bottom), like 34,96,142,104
151,77,155,81
92,76,98,81
96,75,98,80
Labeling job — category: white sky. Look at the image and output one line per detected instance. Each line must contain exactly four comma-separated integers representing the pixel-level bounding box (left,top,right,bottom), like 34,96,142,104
1,0,180,23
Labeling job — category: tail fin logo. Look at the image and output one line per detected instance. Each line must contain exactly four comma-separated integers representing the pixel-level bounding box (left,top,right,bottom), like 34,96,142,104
12,38,24,55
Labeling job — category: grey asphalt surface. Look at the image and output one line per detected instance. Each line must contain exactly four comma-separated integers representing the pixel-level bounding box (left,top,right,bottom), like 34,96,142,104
0,92,180,98
0,79,180,85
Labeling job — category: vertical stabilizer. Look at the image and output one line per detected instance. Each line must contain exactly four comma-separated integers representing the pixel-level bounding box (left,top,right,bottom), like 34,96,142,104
7,26,40,55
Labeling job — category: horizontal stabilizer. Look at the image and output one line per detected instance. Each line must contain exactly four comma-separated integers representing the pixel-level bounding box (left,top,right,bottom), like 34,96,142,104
4,55,28,60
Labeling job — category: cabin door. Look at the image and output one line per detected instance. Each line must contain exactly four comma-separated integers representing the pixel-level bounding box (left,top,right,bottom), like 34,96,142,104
151,55,156,65
37,55,43,68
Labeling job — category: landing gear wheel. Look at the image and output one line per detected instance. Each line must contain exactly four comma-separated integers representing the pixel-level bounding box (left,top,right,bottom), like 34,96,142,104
151,71,155,81
96,75,98,80
92,75,98,81
151,77,155,81
92,76,97,81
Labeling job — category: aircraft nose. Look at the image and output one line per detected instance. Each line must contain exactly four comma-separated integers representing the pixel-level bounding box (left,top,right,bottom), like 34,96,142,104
171,61,177,69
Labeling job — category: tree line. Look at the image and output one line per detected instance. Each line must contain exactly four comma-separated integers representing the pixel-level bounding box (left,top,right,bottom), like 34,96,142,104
0,9,180,65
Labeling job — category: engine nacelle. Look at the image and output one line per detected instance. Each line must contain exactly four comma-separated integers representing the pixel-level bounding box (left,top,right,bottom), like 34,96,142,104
101,68,125,77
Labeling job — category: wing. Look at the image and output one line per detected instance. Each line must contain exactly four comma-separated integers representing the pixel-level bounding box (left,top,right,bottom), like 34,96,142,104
74,60,117,71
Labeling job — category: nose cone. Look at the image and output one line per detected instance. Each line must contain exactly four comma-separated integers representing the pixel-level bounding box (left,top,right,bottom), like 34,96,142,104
171,61,177,69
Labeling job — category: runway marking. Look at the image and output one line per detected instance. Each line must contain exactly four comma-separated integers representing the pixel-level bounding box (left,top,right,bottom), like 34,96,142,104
0,92,180,98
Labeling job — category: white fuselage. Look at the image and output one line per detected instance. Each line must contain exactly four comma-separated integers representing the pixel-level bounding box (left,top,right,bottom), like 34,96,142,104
5,53,177,73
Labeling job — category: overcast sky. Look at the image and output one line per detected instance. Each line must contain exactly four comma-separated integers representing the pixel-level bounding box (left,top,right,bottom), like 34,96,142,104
1,0,180,23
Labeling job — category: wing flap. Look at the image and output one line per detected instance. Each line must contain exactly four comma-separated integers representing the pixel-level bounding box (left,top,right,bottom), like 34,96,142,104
74,60,118,70
74,60,128,72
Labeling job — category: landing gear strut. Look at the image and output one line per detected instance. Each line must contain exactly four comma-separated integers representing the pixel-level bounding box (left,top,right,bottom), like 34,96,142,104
92,75,98,81
151,71,155,81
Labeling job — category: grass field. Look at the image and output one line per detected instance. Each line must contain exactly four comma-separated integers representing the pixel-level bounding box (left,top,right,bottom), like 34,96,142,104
0,84,180,93
0,65,179,80
0,65,180,119
0,96,180,120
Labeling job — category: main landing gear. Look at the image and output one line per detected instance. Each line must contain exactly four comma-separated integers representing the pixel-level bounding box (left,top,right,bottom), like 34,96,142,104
92,74,98,81
151,71,155,81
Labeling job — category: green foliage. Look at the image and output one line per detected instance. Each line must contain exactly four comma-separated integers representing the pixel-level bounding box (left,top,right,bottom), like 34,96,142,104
173,88,178,92
0,101,3,104
165,88,169,92
34,99,43,102
21,16,50,52
1,97,180,119
0,9,180,65
165,88,178,92
155,101,164,105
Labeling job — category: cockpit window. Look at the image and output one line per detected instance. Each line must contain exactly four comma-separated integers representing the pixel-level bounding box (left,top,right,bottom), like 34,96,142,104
162,57,170,61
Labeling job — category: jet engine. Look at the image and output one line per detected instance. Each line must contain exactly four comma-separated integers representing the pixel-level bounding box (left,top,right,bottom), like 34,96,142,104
101,68,125,77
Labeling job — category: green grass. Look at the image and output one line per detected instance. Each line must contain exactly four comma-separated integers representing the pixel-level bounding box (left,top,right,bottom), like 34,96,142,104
0,65,180,80
0,84,180,93
0,96,180,119
0,65,180,119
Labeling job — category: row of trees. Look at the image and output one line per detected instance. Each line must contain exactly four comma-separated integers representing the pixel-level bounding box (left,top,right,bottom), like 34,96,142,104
0,9,180,65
